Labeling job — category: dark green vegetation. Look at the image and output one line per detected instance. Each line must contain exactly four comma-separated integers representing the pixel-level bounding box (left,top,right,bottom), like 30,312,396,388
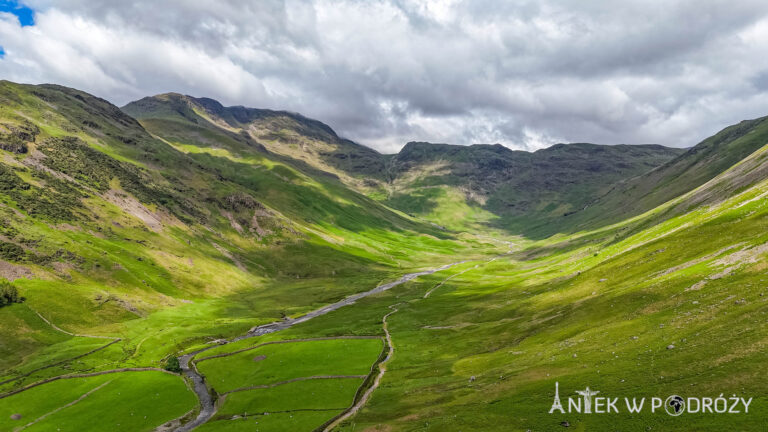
0,80,766,431
165,356,182,373
0,279,23,307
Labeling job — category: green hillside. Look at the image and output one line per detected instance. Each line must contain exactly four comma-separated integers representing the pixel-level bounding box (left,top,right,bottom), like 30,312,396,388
559,116,768,235
324,140,768,431
0,81,496,390
122,93,389,184
123,93,687,236
382,141,685,233
0,81,766,431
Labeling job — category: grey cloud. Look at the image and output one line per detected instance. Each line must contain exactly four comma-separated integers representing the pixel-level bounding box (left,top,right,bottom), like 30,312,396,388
3,0,768,153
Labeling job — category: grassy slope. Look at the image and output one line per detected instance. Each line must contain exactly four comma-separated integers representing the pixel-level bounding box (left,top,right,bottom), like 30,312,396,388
556,116,768,236
381,141,685,234
197,338,382,392
0,81,498,403
215,142,768,431
0,371,195,432
122,93,388,185
123,95,687,237
2,80,767,432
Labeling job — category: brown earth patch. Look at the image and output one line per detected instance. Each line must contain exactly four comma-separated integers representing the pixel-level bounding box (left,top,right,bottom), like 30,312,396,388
0,259,33,280
103,189,177,232
211,242,247,272
52,261,74,274
685,241,768,291
54,223,81,232
221,210,244,234
654,244,743,278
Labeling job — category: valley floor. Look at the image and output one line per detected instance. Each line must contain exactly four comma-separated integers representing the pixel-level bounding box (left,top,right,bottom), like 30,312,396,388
2,172,768,431
0,80,767,431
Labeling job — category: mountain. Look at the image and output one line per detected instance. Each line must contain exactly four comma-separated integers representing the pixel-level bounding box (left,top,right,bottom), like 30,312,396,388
0,81,482,378
122,93,388,184
333,135,768,432
1,81,767,432
124,93,686,235
560,115,768,234
382,141,685,233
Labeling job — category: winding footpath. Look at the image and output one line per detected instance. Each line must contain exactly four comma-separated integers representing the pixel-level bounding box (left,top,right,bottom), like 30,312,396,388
173,261,468,432
322,303,401,431
324,252,507,430
0,310,122,387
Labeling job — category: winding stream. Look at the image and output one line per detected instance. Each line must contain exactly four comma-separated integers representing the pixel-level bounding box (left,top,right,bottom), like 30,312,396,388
173,261,467,431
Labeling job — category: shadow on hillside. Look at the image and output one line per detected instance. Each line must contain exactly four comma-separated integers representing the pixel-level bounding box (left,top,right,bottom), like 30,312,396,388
209,239,401,324
186,151,455,240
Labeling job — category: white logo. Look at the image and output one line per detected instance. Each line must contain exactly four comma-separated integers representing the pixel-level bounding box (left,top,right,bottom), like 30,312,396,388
548,382,752,416
665,395,685,416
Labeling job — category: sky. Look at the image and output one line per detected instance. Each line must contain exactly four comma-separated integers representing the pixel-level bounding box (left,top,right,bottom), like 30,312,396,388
2,1,768,153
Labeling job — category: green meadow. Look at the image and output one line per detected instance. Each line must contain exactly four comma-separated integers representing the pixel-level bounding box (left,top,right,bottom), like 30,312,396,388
197,338,383,393
0,80,767,431
198,378,362,431
219,378,364,415
196,411,342,432
0,371,195,432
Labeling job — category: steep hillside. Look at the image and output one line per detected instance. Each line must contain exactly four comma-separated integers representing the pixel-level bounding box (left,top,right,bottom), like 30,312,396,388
124,93,687,236
276,141,768,432
122,93,388,184
2,81,767,432
0,81,492,387
385,116,768,239
560,116,768,234
383,141,685,233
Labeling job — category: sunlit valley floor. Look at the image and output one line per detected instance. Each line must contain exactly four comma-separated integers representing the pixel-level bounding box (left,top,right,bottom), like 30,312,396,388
0,81,766,431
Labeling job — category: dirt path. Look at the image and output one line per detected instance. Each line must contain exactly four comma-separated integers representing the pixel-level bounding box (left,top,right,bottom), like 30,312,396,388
322,304,401,431
173,261,468,432
424,261,482,298
31,308,120,340
325,252,507,429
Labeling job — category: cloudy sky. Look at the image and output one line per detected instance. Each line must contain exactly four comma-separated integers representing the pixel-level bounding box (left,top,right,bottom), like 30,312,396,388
2,1,768,153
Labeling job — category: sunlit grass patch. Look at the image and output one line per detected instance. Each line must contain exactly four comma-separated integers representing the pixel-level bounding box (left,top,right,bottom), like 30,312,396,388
197,338,382,393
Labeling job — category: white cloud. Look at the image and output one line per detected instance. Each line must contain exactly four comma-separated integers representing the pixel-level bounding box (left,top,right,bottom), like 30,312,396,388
2,0,768,153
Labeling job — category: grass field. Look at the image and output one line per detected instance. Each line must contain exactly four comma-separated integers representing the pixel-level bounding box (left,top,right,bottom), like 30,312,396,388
196,338,383,393
219,378,363,415
197,410,343,432
192,338,382,431
196,378,363,431
321,175,768,431
0,370,195,432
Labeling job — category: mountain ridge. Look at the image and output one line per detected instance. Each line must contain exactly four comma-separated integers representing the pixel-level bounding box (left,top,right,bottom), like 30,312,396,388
122,92,688,235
